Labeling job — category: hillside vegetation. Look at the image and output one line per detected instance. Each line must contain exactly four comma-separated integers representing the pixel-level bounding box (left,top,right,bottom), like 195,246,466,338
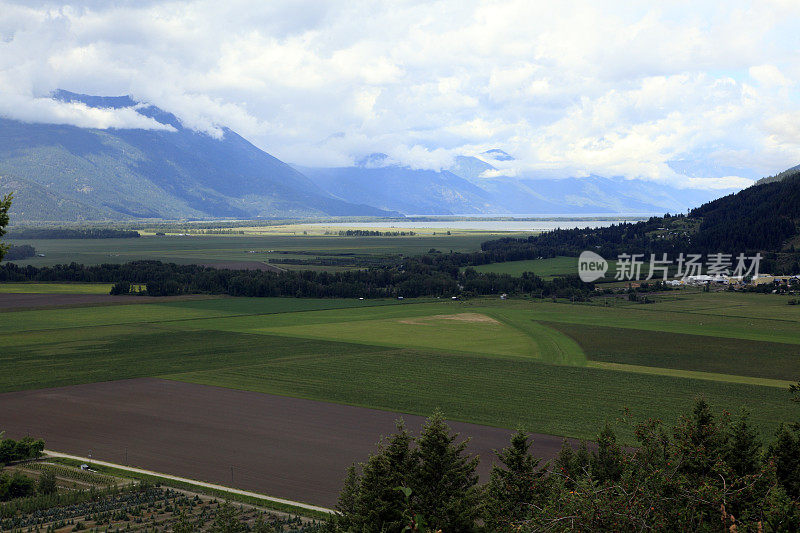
475,172,800,273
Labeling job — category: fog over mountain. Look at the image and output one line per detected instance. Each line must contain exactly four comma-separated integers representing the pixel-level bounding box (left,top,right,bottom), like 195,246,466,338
3,1,799,195
0,92,395,221
0,91,756,220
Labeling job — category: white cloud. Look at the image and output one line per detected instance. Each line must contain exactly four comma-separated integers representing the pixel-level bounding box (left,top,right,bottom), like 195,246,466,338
0,0,799,188
0,92,175,131
749,64,791,87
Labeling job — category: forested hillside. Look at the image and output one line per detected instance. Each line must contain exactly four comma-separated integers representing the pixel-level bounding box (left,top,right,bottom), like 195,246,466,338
476,172,800,274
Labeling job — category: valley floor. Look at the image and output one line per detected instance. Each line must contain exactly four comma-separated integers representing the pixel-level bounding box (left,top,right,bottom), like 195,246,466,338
1,288,798,505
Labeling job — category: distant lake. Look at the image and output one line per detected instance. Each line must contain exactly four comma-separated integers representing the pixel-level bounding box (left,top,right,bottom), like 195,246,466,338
313,218,641,232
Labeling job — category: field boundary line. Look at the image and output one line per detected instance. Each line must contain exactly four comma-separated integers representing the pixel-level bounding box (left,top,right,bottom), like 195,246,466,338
586,361,794,388
44,450,334,515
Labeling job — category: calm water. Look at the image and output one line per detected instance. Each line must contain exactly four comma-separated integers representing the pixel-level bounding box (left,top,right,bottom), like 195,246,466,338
313,218,639,232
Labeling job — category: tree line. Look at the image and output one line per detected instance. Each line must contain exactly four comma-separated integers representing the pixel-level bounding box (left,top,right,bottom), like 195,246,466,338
6,228,140,239
336,230,417,237
0,435,44,465
0,260,593,300
2,244,35,261
326,394,800,532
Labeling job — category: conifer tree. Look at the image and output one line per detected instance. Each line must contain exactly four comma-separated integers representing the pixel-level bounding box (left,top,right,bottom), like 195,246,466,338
725,411,761,477
410,410,480,532
0,194,12,262
333,421,413,533
591,424,624,483
484,429,549,531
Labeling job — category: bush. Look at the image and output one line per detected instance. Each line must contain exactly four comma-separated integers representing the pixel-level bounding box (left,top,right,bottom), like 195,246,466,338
37,471,57,495
0,472,36,502
109,281,131,295
3,245,36,260
0,436,45,464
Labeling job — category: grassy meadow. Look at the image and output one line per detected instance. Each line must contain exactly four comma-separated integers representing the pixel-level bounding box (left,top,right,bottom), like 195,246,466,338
1,288,798,442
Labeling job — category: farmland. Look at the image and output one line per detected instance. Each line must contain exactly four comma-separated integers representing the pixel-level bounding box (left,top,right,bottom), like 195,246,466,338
1,458,323,531
4,232,510,270
1,289,798,443
1,284,799,507
470,256,579,278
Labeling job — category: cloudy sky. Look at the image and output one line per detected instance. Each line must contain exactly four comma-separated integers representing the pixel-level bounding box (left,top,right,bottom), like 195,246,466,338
1,0,799,188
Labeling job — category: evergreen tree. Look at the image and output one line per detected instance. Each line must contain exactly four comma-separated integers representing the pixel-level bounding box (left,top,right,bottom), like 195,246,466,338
37,471,57,495
770,424,800,499
333,464,360,529
591,424,624,483
333,421,413,533
410,410,480,532
674,399,724,477
725,411,761,477
211,502,246,533
0,194,11,262
484,429,549,531
553,439,576,487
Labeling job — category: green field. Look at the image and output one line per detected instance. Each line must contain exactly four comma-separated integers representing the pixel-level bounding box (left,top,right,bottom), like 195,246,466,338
547,322,800,381
0,282,114,294
471,257,579,278
470,256,655,282
2,290,799,442
5,233,504,269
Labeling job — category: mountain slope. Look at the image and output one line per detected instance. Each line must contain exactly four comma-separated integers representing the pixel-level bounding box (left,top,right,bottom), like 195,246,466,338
300,156,502,215
0,91,393,221
448,155,736,215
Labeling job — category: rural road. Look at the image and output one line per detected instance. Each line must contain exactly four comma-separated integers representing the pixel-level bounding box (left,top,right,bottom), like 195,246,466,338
0,378,573,507
44,450,334,514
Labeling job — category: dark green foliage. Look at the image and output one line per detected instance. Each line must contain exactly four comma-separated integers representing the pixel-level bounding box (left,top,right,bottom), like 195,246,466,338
591,424,624,483
109,281,132,295
410,411,480,531
725,412,762,477
211,501,247,532
0,472,35,501
0,435,45,464
553,439,590,488
483,429,549,532
334,397,800,531
37,471,57,496
672,399,725,478
0,193,11,262
3,244,35,260
7,228,140,239
337,230,416,237
770,424,800,500
334,421,413,533
333,413,479,533
0,258,592,299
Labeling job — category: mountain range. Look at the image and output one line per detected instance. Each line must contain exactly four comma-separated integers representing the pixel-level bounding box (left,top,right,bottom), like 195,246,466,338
0,91,393,221
0,91,754,221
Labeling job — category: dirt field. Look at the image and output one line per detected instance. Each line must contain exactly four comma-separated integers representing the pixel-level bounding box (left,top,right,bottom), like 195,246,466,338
0,378,570,507
399,312,500,325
